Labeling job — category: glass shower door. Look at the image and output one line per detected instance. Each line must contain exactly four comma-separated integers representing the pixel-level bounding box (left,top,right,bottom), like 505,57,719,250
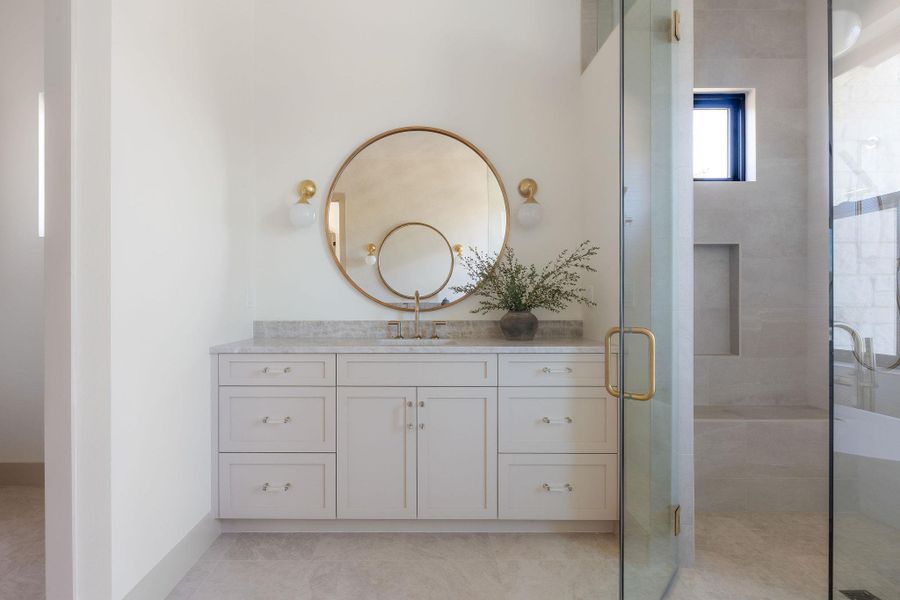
615,0,680,597
831,2,900,595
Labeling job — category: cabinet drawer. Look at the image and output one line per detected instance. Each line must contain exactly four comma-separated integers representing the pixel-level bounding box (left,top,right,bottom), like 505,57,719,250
499,387,617,453
219,387,336,452
219,453,336,519
218,354,335,386
499,354,605,387
337,354,497,387
498,454,617,520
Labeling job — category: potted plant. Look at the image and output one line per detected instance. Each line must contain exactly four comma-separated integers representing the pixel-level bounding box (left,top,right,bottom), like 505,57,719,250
452,240,600,341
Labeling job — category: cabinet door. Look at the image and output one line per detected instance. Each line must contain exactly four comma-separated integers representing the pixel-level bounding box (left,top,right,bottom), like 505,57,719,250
416,387,497,519
337,387,416,518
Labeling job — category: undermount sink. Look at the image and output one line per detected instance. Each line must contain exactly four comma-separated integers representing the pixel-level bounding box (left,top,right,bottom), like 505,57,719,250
375,338,457,346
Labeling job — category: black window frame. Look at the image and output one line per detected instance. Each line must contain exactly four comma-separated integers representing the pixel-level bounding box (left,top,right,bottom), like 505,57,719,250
693,93,746,182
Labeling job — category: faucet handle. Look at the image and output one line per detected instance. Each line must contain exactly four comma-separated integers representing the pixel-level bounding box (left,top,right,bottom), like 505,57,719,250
431,321,448,339
388,320,403,339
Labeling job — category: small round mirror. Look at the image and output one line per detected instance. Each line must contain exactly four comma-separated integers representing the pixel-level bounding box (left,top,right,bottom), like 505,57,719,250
377,223,453,300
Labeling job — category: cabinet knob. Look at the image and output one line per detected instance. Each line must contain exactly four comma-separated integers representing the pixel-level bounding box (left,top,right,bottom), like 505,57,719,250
262,416,292,424
419,423,426,430
419,401,425,407
541,416,573,425
407,423,414,430
262,366,292,375
407,401,413,407
542,483,574,493
541,367,573,374
262,482,292,493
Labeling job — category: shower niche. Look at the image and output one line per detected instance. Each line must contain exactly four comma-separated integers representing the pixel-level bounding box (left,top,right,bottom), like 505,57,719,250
693,243,740,357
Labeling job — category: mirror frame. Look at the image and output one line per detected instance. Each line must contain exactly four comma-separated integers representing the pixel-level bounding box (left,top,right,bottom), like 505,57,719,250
377,222,455,301
323,126,511,312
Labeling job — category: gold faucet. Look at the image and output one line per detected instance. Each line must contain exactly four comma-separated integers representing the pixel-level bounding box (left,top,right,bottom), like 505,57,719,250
414,290,422,339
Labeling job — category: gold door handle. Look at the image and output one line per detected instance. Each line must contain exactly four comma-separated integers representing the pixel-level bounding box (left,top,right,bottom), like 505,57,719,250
604,326,656,401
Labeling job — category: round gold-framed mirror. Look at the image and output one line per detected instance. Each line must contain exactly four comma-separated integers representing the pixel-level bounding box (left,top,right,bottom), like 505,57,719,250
377,222,454,300
324,126,510,312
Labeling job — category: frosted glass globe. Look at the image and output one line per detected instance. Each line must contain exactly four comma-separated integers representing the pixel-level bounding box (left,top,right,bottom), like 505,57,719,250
364,254,377,266
517,202,543,229
289,202,317,227
832,10,861,58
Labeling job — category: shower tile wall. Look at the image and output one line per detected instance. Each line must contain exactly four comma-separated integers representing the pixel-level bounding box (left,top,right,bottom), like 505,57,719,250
693,0,828,513
694,0,814,410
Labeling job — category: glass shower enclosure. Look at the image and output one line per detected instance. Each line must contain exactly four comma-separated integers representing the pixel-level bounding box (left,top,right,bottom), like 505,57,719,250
831,1,900,597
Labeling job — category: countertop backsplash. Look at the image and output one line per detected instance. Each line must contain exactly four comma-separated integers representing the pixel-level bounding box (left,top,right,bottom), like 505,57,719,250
252,320,584,340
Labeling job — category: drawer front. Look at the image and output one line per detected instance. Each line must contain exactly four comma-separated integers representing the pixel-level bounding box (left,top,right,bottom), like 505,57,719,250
498,454,617,520
219,387,336,452
218,354,336,386
499,387,617,453
338,354,497,387
219,453,336,519
499,354,605,387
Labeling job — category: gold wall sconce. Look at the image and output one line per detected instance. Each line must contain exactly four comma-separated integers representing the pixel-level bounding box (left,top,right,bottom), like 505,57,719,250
516,178,543,228
289,179,317,227
453,244,464,258
365,243,377,266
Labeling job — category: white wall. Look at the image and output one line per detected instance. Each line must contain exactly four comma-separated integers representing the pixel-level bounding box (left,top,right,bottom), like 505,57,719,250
109,1,254,596
250,0,610,323
43,0,75,594
580,30,621,341
0,0,44,465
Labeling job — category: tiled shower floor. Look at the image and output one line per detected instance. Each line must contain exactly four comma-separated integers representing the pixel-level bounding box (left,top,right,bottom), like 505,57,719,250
667,512,829,600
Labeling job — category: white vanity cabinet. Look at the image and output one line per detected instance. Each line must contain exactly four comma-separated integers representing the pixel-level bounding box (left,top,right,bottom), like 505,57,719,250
416,387,497,519
214,349,617,527
335,385,497,519
336,387,417,519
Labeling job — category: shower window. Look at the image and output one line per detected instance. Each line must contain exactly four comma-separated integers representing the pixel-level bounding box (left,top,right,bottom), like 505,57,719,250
693,93,746,181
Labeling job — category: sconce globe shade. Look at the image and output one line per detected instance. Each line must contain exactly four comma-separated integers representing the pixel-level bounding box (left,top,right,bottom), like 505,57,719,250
516,202,543,229
832,10,861,58
289,202,317,227
365,254,377,266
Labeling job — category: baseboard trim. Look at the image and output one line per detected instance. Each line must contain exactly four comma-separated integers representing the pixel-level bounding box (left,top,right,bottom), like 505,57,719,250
0,462,44,486
221,519,617,534
123,511,220,600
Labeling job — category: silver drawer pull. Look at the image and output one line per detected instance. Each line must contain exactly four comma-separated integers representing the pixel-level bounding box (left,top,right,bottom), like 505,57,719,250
542,483,574,493
262,366,292,374
262,482,292,493
541,367,573,374
542,416,573,424
262,416,292,424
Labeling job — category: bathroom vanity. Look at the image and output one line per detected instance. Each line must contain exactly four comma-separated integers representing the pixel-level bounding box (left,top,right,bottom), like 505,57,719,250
210,334,618,532
207,127,618,532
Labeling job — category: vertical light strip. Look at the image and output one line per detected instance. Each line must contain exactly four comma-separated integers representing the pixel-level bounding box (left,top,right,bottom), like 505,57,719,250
38,92,45,238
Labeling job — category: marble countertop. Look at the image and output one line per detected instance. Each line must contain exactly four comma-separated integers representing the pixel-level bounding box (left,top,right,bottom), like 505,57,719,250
210,337,606,354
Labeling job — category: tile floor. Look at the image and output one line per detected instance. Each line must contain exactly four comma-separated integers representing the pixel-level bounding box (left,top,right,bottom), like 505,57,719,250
667,512,829,600
0,486,44,600
0,490,886,600
169,512,834,600
166,531,620,600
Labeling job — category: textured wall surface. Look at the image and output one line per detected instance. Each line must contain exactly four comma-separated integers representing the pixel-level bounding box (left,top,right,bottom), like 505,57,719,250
693,0,831,515
693,0,817,409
